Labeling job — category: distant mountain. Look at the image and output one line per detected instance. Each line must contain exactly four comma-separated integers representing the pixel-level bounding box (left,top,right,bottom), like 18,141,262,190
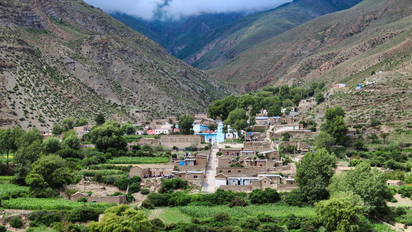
176,0,364,70
209,0,412,92
0,0,229,130
111,12,246,55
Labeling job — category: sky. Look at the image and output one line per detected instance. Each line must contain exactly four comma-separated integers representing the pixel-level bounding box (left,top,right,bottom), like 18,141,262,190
84,0,293,20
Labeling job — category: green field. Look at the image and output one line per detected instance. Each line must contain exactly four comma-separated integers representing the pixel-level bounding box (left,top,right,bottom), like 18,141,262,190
107,157,170,164
0,184,30,197
147,204,315,224
2,198,111,210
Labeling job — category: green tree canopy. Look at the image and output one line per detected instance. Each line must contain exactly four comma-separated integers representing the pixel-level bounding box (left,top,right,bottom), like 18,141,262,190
26,154,72,189
267,101,282,117
224,108,248,137
88,205,152,232
0,127,24,174
178,115,194,135
315,132,335,153
74,118,88,127
13,139,45,183
238,94,255,110
121,123,136,135
95,113,105,125
328,162,392,214
43,137,62,154
208,95,238,121
52,123,63,135
315,192,364,232
61,133,80,150
62,117,75,131
321,106,348,145
88,121,127,151
295,148,337,204
315,92,325,103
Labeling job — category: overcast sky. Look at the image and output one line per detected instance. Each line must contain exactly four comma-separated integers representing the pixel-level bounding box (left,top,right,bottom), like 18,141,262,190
84,0,292,20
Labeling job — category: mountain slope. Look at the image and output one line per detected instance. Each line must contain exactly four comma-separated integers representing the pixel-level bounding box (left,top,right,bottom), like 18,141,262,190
0,0,229,130
176,0,363,70
112,12,246,56
209,0,412,92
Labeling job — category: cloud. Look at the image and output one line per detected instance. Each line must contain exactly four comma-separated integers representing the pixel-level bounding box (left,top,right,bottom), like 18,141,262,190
84,0,292,20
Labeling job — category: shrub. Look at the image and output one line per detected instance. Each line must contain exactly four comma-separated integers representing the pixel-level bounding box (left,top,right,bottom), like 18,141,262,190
216,152,223,156
131,176,142,183
399,185,412,198
249,188,280,204
64,189,78,199
0,225,6,232
65,207,100,222
77,197,88,203
141,188,150,195
142,198,154,209
228,197,248,208
93,173,102,182
150,218,165,231
10,216,23,228
284,189,304,206
257,214,275,222
241,217,260,230
114,177,132,190
129,183,141,194
213,212,230,222
27,210,61,227
258,223,283,232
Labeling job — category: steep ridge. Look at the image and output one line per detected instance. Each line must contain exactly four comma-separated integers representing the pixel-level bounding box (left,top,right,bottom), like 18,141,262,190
209,0,412,92
0,0,229,130
176,0,363,70
112,12,246,56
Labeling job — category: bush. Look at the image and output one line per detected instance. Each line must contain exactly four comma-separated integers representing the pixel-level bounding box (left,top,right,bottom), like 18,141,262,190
150,218,165,231
64,189,78,199
142,198,154,209
129,183,141,194
213,212,230,222
249,188,280,204
77,197,88,203
131,176,142,183
228,197,248,208
10,216,23,228
241,217,260,230
93,173,102,182
141,188,150,195
399,185,412,198
65,207,100,222
114,177,132,190
27,210,62,227
284,189,304,206
216,152,223,156
258,223,283,232
0,225,6,232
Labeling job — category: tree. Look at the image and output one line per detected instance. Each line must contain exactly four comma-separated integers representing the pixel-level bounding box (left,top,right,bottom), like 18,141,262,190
315,192,364,232
43,137,62,154
95,113,105,125
279,85,290,99
52,123,63,135
13,139,45,183
88,121,127,151
224,108,248,138
267,102,282,117
74,118,88,127
121,123,136,135
328,162,392,214
315,132,335,153
208,124,218,131
27,154,73,189
62,117,75,131
238,94,255,110
249,116,256,126
381,133,389,144
178,115,194,135
295,148,337,204
293,94,301,106
208,95,238,121
321,106,348,145
285,107,293,116
88,205,152,232
61,134,80,150
315,93,325,103
0,127,24,175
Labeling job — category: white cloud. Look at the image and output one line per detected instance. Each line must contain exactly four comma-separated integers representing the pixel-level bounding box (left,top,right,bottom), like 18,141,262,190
84,0,292,20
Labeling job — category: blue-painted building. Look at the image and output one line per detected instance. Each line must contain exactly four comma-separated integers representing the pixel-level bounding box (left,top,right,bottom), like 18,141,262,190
193,124,209,133
196,123,225,143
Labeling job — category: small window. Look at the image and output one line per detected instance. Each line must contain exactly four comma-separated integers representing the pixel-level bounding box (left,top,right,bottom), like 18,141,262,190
238,170,241,173
194,175,198,179
179,175,181,177
264,181,266,183
228,170,231,173
219,170,222,173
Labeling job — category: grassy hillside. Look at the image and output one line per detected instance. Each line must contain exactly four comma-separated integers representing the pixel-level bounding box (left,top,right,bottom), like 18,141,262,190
209,0,412,92
0,0,229,130
176,0,363,70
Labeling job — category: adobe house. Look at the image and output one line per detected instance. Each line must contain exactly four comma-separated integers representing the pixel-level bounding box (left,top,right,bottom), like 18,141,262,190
239,150,256,160
71,192,126,204
217,155,231,168
160,135,205,148
243,141,272,152
174,171,204,186
129,165,174,178
219,147,242,156
259,150,279,160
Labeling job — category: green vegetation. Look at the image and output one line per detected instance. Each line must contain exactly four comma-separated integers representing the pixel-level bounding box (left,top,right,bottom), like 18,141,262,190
108,157,169,164
2,198,112,210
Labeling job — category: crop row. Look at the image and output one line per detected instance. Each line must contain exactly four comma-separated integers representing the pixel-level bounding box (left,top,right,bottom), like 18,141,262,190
75,170,127,177
107,156,170,164
0,184,30,197
2,198,113,210
178,204,316,219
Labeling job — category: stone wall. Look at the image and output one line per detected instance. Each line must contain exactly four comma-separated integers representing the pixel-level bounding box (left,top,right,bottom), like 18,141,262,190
160,135,205,148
